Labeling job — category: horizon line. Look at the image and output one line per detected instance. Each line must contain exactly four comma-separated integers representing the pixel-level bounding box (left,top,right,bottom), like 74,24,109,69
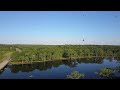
0,43,120,46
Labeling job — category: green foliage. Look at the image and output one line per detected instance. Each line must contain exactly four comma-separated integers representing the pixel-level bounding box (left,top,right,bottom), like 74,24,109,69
95,67,115,78
1,44,120,63
0,45,15,61
67,71,84,79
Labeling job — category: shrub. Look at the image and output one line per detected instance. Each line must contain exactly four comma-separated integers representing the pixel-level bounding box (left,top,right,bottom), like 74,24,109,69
67,71,84,79
95,67,115,78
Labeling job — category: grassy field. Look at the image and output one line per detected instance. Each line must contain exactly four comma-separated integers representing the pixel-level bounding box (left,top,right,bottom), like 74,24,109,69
0,52,13,63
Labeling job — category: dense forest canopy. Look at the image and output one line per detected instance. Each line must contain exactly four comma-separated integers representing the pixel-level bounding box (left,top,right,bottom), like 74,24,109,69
0,44,120,63
7,44,120,63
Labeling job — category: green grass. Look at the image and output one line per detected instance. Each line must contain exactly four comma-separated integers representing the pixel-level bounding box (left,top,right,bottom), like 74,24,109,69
0,52,13,63
3,52,13,57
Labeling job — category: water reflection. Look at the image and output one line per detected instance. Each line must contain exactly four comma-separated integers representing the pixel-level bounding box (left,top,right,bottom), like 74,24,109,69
0,57,120,79
8,57,107,74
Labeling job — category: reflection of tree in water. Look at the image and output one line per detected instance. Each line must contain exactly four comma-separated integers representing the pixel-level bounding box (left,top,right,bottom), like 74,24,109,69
0,65,9,74
9,61,63,73
10,63,48,73
114,57,120,61
106,57,114,62
77,57,103,64
0,70,3,75
9,64,35,73
93,57,104,64
10,60,78,73
9,57,116,74
62,59,78,68
52,60,63,68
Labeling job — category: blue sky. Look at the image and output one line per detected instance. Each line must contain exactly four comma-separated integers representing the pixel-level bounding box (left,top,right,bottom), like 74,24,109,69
0,11,120,45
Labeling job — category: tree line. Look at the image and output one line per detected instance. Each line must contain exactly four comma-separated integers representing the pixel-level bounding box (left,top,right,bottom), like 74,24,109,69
10,45,120,63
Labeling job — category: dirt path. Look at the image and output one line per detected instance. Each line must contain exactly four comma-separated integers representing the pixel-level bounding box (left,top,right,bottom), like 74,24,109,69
0,57,11,70
0,52,12,70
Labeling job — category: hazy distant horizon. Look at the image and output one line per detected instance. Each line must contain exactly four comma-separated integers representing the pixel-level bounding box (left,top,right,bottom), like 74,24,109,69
0,11,120,45
0,43,120,46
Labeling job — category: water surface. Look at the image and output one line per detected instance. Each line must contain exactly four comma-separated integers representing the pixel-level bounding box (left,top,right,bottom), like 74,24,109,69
0,57,120,79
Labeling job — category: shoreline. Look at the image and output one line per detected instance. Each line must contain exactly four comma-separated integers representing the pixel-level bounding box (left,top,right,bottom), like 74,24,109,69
9,56,119,65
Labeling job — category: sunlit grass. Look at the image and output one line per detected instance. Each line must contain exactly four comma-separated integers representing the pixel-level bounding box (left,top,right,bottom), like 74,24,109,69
0,52,13,62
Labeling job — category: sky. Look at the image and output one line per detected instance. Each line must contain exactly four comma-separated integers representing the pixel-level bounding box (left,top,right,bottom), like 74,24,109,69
0,11,120,45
